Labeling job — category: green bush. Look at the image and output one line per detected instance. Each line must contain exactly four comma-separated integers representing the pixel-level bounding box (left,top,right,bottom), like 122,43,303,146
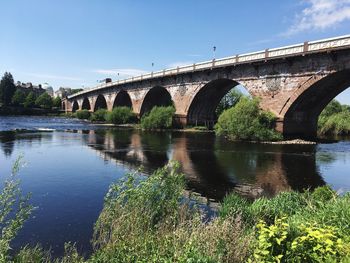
215,97,282,141
90,109,108,122
106,106,135,124
141,106,175,130
75,110,90,120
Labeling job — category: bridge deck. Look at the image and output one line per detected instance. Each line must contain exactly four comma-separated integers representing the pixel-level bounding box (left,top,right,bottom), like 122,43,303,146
69,34,350,99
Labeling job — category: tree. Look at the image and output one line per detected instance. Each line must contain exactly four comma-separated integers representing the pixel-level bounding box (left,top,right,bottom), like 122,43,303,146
11,89,26,106
216,89,244,116
0,72,16,106
23,92,36,108
52,97,61,108
35,92,53,109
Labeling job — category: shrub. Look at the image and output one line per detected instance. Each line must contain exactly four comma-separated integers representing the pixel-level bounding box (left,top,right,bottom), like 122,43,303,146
90,109,108,122
75,110,90,120
106,107,135,124
215,97,282,141
141,106,175,130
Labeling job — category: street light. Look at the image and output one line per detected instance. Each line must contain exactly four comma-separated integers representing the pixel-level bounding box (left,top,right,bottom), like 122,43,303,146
213,46,216,59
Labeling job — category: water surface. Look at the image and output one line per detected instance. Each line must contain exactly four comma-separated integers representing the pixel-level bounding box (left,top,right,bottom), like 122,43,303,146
1,116,350,256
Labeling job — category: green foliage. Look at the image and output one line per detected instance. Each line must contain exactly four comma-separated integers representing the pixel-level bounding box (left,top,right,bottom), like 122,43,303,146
91,162,251,262
75,110,90,120
0,157,34,262
319,111,350,135
90,109,108,122
106,107,135,124
52,97,61,108
215,97,282,141
318,99,350,135
216,89,244,116
320,100,343,118
220,191,306,226
14,245,51,263
35,93,53,109
141,106,175,130
23,92,37,108
0,72,16,106
11,89,26,106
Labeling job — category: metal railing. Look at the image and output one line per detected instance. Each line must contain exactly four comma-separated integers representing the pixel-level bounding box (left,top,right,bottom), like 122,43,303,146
68,34,350,99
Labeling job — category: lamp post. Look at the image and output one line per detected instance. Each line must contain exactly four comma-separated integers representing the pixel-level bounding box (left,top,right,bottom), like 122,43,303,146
213,46,216,59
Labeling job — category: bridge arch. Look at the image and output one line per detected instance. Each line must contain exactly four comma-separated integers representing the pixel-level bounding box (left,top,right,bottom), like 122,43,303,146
187,79,246,127
82,98,91,110
140,86,173,116
113,90,132,108
72,101,79,112
94,94,108,111
283,69,350,138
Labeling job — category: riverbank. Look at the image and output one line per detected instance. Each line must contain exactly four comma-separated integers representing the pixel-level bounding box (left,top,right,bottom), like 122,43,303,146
0,105,62,116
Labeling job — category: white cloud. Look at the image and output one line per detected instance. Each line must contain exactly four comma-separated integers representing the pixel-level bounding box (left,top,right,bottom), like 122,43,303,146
286,0,350,35
95,68,148,77
24,72,82,81
167,61,193,68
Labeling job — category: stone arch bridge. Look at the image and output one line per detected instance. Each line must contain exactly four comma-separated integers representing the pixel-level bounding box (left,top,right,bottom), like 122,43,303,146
64,35,350,138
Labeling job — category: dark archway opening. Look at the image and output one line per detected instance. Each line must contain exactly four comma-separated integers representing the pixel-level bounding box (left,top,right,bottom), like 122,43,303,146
283,69,350,139
62,102,66,111
94,95,107,112
187,79,249,128
140,86,173,116
72,101,79,112
113,90,132,108
82,98,91,110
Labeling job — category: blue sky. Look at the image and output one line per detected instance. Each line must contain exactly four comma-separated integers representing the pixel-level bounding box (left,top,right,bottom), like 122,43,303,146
1,0,350,102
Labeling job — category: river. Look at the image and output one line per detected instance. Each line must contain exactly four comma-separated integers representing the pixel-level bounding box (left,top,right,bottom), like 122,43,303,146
1,116,350,256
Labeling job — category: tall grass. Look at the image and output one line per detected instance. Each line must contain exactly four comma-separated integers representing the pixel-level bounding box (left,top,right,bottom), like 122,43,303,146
0,157,33,262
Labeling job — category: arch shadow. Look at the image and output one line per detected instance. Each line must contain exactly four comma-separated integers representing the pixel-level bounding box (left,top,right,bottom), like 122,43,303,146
113,90,132,109
140,86,173,116
283,69,350,138
72,101,79,112
187,79,242,127
94,95,107,112
82,98,91,110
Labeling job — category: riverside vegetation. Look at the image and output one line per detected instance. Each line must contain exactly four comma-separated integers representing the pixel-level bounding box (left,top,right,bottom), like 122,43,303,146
2,158,350,262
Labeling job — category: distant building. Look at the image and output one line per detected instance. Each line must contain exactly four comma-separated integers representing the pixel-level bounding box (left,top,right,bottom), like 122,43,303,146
55,87,72,98
15,81,45,96
54,87,83,98
42,83,54,97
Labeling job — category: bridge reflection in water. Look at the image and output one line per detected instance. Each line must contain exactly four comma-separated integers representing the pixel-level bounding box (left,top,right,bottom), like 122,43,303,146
80,129,325,200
